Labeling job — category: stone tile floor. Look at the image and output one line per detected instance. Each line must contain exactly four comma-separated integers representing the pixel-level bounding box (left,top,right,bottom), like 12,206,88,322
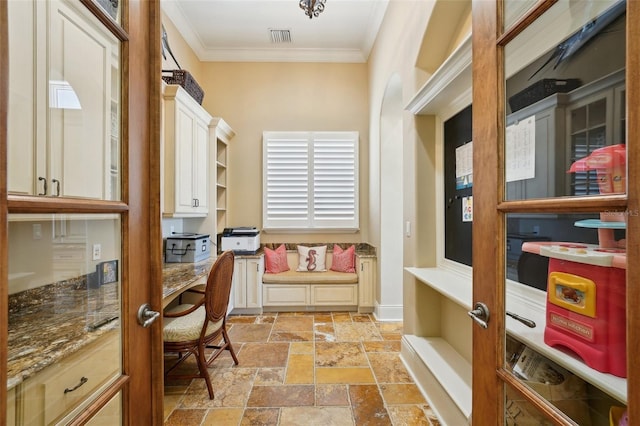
164,312,442,425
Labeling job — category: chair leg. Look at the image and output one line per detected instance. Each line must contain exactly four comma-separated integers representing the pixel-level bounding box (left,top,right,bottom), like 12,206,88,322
222,327,239,365
196,345,215,399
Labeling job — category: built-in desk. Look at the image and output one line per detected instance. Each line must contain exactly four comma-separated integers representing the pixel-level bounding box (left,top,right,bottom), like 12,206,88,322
162,258,216,308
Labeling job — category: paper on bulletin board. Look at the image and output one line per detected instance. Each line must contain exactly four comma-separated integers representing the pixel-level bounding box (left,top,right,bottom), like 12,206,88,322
462,196,473,222
506,116,535,182
505,115,536,182
456,141,473,189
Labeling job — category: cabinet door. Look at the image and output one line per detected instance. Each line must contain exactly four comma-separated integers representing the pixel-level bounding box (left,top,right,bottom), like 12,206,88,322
164,87,210,217
245,256,264,309
48,0,113,199
232,258,247,308
357,257,375,309
174,103,197,213
192,117,209,214
7,0,117,199
7,0,38,195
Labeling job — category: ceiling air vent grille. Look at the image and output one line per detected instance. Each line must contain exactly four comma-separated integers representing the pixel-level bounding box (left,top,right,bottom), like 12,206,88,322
269,29,292,44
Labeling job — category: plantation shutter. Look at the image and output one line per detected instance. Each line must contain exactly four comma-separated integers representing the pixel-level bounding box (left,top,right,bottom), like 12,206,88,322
263,132,311,229
263,131,359,230
312,132,358,228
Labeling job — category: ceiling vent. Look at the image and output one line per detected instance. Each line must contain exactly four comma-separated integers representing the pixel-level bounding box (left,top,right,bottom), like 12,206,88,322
269,29,292,44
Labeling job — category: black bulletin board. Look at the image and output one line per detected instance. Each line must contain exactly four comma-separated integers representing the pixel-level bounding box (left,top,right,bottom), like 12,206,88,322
444,105,473,266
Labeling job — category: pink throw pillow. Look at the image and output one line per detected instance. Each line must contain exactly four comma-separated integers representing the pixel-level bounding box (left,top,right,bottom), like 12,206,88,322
264,244,290,273
330,245,356,273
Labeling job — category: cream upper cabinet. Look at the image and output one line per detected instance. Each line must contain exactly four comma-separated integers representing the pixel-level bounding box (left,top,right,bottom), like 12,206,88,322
163,85,211,217
7,0,119,200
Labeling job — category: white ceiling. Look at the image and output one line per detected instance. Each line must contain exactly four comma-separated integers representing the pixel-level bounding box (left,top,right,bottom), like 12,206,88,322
161,0,389,63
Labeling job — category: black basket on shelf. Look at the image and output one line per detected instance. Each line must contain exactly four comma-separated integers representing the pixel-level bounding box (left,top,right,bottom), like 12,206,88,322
509,78,581,113
162,69,205,105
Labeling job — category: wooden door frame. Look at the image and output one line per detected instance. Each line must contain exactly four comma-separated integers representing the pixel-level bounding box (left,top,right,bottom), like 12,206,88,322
471,0,639,424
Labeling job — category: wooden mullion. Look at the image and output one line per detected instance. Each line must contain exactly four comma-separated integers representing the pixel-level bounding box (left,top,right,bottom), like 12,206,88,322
79,0,128,41
498,195,628,214
498,369,577,426
7,195,128,214
497,0,557,46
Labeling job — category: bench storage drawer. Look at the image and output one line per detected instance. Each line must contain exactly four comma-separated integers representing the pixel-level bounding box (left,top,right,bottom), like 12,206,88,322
311,284,357,305
263,284,309,306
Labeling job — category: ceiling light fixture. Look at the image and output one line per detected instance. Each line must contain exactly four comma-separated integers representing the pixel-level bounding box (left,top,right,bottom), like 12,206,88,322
299,0,326,19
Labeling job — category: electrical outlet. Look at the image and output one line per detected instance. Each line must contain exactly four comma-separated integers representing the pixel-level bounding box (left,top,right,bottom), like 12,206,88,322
92,243,102,261
32,224,42,240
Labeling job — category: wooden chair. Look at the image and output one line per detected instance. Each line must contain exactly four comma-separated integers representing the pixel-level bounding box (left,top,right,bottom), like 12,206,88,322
163,250,238,399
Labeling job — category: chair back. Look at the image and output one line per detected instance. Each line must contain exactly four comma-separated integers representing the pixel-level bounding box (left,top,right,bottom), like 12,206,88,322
204,250,235,324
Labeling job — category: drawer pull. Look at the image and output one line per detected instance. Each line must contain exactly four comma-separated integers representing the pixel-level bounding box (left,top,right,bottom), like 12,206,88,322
64,376,88,394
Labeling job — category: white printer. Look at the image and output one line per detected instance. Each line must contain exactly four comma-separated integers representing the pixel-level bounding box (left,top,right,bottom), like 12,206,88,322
221,227,260,254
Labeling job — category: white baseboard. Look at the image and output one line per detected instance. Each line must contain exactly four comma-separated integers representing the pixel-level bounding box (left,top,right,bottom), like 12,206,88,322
373,302,403,321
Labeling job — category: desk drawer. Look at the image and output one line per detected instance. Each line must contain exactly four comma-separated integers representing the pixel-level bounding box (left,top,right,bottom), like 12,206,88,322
21,332,120,425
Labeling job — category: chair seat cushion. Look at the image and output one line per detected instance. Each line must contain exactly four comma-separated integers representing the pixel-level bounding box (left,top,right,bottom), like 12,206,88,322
163,304,223,342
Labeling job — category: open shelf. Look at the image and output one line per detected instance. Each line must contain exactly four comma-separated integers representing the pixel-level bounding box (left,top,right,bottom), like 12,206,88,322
406,265,627,405
405,267,472,310
404,335,472,422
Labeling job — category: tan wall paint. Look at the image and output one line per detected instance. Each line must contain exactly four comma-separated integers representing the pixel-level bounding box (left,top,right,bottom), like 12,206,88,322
161,11,204,87
366,0,471,320
199,61,370,244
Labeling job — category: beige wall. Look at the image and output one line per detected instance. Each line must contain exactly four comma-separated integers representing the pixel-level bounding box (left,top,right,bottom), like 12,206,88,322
161,12,370,245
161,10,203,84
199,61,370,244
366,0,471,320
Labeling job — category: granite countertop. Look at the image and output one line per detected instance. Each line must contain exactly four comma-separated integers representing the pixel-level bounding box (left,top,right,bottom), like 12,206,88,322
7,260,215,390
7,278,119,389
162,258,216,301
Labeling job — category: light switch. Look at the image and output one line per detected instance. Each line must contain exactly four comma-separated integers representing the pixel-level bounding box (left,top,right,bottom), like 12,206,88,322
33,224,42,240
92,243,102,260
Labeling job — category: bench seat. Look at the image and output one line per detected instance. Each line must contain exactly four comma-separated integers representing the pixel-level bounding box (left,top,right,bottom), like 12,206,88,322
261,246,365,312
263,270,358,285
